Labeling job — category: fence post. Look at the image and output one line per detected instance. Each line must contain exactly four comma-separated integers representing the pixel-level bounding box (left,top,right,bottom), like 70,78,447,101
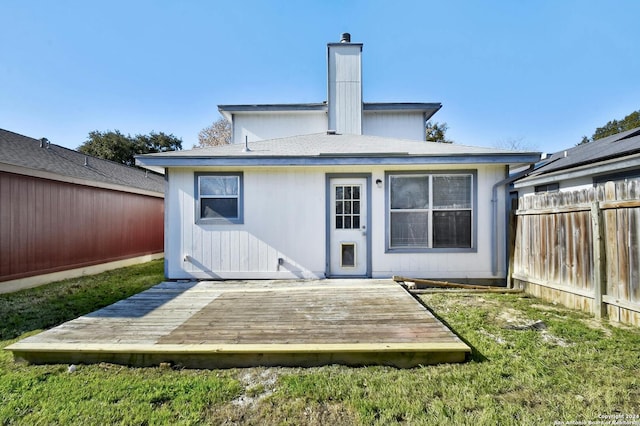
590,201,607,319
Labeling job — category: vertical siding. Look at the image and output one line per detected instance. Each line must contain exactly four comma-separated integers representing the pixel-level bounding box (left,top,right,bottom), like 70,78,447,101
363,112,426,141
0,171,164,283
371,164,505,279
167,165,506,280
232,113,327,144
167,168,326,279
328,44,362,134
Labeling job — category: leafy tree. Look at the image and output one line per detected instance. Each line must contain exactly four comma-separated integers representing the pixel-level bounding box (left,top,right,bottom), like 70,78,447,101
425,121,453,143
78,130,182,166
134,132,183,155
78,130,136,165
578,109,640,145
196,117,231,148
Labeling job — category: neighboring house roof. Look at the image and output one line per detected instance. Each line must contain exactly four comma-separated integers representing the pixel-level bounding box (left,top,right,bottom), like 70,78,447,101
515,126,640,187
0,129,164,195
218,102,442,122
136,132,540,168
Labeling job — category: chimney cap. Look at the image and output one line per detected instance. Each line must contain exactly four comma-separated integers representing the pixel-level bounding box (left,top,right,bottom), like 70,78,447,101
340,33,351,43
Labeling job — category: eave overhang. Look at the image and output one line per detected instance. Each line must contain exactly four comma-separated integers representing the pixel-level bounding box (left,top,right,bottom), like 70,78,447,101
218,103,328,121
136,152,541,169
363,102,442,122
217,102,443,122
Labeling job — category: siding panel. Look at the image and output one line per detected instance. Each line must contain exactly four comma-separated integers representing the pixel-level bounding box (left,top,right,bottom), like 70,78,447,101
0,171,164,283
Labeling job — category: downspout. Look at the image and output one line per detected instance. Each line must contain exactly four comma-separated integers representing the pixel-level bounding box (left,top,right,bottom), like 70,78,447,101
491,164,535,276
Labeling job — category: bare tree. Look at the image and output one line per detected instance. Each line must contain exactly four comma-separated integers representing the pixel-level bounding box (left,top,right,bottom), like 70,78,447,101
493,137,537,152
196,117,231,148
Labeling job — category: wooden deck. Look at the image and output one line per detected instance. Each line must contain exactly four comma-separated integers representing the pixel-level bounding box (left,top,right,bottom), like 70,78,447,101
6,280,471,368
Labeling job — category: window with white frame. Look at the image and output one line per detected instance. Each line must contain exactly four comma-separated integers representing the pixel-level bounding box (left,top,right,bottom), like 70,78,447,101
388,172,474,250
195,172,243,224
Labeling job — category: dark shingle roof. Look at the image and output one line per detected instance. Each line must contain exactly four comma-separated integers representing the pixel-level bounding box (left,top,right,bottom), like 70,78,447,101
0,129,164,194
530,127,640,177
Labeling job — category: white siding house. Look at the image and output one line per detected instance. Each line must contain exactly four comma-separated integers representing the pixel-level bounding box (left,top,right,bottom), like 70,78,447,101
137,34,540,283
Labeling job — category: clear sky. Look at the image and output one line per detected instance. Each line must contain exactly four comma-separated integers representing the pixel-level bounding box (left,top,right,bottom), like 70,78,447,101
1,0,639,154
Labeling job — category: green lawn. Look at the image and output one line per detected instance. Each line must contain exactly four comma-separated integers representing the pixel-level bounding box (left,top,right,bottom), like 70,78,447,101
1,261,639,425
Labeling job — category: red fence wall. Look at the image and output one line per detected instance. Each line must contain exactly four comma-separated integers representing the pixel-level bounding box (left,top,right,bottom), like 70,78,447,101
0,171,164,283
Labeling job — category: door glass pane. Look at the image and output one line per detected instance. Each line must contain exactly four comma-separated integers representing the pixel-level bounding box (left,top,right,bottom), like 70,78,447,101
341,243,355,267
390,176,429,209
344,216,352,229
335,184,363,231
353,216,360,229
353,186,360,200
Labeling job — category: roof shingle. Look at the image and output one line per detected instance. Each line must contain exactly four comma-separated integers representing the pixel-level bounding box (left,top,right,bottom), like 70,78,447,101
0,129,164,194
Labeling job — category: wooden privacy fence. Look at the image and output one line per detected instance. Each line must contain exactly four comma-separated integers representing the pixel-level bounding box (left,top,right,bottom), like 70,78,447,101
512,180,640,326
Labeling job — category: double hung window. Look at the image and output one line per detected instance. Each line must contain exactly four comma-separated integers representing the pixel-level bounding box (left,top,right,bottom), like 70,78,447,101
196,172,243,224
388,172,474,250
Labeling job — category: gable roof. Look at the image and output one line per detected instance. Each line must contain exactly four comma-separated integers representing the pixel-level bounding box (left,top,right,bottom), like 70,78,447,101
136,133,540,168
514,126,640,186
0,129,164,195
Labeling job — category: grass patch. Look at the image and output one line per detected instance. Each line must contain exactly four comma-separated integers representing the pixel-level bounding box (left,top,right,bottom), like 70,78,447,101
2,267,639,425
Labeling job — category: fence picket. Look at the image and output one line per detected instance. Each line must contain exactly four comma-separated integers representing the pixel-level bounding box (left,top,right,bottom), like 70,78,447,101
514,179,640,326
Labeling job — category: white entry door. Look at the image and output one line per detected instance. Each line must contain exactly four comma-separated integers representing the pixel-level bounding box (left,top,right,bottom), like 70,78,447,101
329,177,368,276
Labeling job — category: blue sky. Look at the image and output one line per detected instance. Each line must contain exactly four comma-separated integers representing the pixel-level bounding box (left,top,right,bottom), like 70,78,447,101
1,0,639,154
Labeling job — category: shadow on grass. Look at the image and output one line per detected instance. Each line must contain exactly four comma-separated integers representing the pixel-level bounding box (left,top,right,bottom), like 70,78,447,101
0,261,165,341
406,290,488,363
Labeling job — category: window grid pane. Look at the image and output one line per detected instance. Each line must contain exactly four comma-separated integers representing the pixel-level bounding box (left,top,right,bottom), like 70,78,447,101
200,176,239,197
335,185,362,230
433,175,471,209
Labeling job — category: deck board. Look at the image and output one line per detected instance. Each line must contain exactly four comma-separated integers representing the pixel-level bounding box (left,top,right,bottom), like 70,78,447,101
5,279,471,368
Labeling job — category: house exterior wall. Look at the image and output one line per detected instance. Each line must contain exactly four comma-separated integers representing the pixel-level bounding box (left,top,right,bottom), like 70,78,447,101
363,111,426,140
231,113,327,144
517,176,596,197
165,164,508,281
0,171,164,284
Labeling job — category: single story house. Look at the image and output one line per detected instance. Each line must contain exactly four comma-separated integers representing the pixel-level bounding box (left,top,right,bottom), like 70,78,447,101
514,126,640,194
137,34,540,282
0,129,165,293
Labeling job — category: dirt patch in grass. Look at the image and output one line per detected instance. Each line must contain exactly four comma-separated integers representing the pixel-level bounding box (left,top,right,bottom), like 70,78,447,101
207,398,356,426
231,368,279,409
2,270,640,425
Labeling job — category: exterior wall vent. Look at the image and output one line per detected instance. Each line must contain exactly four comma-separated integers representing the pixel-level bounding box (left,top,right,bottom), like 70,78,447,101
327,130,337,135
